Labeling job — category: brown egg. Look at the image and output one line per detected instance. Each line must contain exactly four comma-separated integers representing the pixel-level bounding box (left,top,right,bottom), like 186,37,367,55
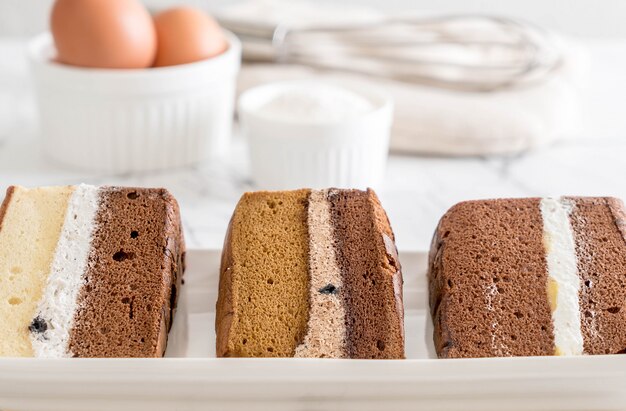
153,7,228,67
51,0,156,69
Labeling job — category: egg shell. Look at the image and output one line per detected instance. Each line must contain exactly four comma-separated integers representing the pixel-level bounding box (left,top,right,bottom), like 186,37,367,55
153,7,228,67
51,0,157,69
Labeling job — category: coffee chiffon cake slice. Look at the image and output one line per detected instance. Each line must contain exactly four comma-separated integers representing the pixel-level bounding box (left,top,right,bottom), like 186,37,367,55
216,188,404,359
429,197,626,358
0,185,185,358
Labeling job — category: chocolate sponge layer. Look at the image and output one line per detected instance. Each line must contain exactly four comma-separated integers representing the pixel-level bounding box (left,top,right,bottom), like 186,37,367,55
328,189,404,359
569,197,626,355
68,187,185,357
429,199,554,358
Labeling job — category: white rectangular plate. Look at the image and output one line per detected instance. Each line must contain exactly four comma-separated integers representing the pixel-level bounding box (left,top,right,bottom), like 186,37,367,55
0,249,625,411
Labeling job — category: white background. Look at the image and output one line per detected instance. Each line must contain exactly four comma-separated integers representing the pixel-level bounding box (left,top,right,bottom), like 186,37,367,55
1,0,626,252
2,0,626,38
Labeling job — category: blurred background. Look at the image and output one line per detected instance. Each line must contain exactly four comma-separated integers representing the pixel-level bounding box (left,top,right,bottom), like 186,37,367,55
1,0,626,251
2,0,626,38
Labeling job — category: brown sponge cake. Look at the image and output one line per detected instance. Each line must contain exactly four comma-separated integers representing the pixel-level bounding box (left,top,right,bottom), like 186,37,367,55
0,185,185,358
68,187,185,357
216,188,404,359
429,197,626,358
217,189,311,358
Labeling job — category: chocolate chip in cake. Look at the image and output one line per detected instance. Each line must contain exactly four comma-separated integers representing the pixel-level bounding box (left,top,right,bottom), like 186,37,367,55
319,284,337,295
29,316,48,334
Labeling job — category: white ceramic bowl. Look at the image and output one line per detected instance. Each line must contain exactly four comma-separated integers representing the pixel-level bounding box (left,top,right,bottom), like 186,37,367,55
27,32,241,173
239,81,393,190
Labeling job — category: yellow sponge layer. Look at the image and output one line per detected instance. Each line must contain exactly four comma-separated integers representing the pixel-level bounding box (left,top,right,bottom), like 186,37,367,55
0,186,73,357
220,190,311,357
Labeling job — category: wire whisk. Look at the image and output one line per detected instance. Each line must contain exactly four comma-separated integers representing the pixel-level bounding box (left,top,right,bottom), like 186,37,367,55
221,14,563,92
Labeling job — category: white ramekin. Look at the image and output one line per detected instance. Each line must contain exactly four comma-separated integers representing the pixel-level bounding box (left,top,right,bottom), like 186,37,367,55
238,81,393,190
27,32,241,173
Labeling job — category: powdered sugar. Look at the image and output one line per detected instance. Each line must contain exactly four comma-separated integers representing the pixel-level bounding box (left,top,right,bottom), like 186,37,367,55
256,84,374,124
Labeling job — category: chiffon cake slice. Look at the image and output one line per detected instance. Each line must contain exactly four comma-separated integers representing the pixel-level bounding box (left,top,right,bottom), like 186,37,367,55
216,188,405,359
0,185,185,357
429,197,626,358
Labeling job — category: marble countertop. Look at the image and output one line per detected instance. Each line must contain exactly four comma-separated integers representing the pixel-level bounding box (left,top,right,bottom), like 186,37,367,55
1,38,625,252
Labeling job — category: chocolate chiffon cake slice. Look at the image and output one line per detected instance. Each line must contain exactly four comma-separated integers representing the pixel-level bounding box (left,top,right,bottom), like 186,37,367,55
216,188,404,359
429,197,626,358
0,185,185,357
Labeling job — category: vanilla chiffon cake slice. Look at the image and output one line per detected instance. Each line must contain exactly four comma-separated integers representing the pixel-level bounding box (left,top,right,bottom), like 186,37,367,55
429,197,626,358
0,185,185,358
216,188,405,359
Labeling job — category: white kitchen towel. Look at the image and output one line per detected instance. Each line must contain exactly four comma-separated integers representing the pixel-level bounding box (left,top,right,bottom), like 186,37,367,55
225,0,587,156
237,60,584,156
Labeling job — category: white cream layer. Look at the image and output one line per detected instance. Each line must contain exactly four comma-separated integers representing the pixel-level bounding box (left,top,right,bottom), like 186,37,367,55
540,197,584,356
30,184,100,358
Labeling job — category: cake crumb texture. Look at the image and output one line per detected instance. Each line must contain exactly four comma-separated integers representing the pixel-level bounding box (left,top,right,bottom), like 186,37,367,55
217,190,311,357
429,198,555,358
328,188,404,359
0,186,73,357
295,189,347,358
68,187,184,357
569,197,626,355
